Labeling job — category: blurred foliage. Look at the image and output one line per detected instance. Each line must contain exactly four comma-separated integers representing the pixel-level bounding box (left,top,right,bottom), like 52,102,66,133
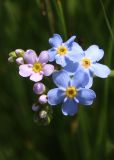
0,0,114,159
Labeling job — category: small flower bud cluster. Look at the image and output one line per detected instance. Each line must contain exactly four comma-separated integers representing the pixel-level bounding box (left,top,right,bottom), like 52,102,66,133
8,33,111,124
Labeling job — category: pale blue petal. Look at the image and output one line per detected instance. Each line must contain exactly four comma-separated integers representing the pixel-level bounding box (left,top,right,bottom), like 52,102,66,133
77,88,96,105
48,49,56,62
85,75,93,88
55,54,67,67
63,59,79,74
52,70,70,88
71,42,83,53
49,34,62,47
85,45,104,62
62,99,78,116
66,51,83,63
47,88,65,105
71,69,89,88
92,63,111,78
64,36,76,48
66,43,83,62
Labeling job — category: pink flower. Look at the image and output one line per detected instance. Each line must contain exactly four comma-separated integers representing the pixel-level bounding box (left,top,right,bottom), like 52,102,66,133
19,50,54,82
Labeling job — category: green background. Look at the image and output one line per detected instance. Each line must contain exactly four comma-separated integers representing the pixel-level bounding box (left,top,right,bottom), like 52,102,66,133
0,0,114,159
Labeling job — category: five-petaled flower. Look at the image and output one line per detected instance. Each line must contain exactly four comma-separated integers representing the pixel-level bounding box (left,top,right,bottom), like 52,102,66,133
64,45,111,88
48,34,83,67
19,50,54,82
47,70,96,116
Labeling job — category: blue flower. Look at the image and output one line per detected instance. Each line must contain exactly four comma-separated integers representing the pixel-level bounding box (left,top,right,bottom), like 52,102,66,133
63,45,111,88
47,70,96,116
48,34,83,67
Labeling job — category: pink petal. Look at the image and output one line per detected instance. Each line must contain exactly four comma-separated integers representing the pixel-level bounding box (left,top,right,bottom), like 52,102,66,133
19,64,33,77
24,49,38,64
43,64,54,76
30,73,43,82
39,51,49,64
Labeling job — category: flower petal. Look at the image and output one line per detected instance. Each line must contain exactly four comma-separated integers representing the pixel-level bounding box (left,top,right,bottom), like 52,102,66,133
63,59,79,74
62,99,78,116
66,51,83,63
92,63,111,78
39,51,49,64
43,64,54,76
85,74,93,89
85,45,104,62
19,64,32,77
55,54,67,67
71,42,83,53
30,73,43,82
64,36,76,48
49,34,63,47
71,69,89,88
47,88,65,105
24,49,37,64
48,49,56,62
52,70,70,88
66,42,83,62
77,88,96,105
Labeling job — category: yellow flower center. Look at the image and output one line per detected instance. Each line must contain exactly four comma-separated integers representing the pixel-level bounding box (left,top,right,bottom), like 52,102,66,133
32,62,42,73
81,58,91,68
65,86,77,99
57,46,68,55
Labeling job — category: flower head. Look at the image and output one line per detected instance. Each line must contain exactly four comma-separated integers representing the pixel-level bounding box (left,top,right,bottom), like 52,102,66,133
48,34,83,67
19,50,54,82
64,45,111,88
47,70,96,116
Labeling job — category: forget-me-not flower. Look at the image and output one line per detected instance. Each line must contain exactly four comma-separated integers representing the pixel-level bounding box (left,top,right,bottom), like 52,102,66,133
47,70,96,116
19,50,54,82
64,45,111,88
48,34,83,67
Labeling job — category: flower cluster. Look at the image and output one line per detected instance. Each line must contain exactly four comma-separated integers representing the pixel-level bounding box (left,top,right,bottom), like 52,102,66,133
8,34,111,124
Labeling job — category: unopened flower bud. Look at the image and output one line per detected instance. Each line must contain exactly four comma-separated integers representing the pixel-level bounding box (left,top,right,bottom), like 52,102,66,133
32,104,39,111
9,51,17,58
16,57,24,65
8,57,14,63
38,95,47,104
33,83,45,95
15,49,25,57
39,110,47,119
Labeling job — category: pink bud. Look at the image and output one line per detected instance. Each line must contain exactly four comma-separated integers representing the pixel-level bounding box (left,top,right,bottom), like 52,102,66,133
33,83,45,95
32,104,39,111
16,57,24,65
38,94,47,104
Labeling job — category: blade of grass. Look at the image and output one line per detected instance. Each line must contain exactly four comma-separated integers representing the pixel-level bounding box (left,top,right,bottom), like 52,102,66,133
100,0,114,42
78,108,92,160
95,0,114,158
45,0,55,34
52,0,67,39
